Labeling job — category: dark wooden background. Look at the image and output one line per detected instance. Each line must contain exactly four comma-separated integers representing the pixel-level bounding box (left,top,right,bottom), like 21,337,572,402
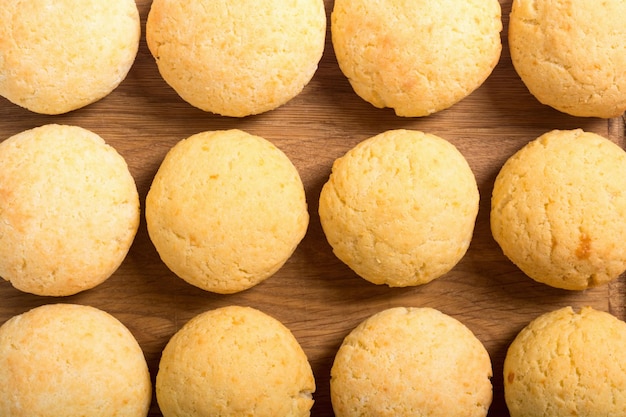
1,1,624,415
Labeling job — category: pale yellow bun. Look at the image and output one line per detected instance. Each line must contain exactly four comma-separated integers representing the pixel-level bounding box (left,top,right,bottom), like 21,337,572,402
331,0,502,117
0,304,151,417
331,307,493,417
509,0,626,118
0,0,140,115
146,129,308,294
504,306,626,417
319,129,479,287
146,0,326,117
491,129,626,290
0,124,140,296
156,305,315,417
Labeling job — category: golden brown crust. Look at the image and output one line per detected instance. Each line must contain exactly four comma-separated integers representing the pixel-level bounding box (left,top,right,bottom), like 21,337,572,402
146,129,309,294
319,129,479,287
331,307,493,417
0,124,140,296
509,0,626,118
156,305,315,417
0,304,151,417
0,0,140,114
146,0,326,117
504,306,626,417
491,129,626,290
331,0,502,117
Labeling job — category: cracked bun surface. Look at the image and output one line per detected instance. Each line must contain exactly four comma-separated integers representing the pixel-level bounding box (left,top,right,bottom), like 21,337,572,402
509,0,626,118
156,306,315,417
145,129,309,294
331,0,502,117
504,306,626,417
0,304,151,417
146,0,326,117
0,0,140,115
491,129,626,290
0,124,140,296
318,129,479,287
330,307,493,417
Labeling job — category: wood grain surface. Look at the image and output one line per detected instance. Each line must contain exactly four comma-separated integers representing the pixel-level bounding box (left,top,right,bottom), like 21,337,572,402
1,1,625,416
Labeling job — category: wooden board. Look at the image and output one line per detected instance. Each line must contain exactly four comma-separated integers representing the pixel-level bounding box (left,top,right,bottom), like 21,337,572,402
1,1,625,415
